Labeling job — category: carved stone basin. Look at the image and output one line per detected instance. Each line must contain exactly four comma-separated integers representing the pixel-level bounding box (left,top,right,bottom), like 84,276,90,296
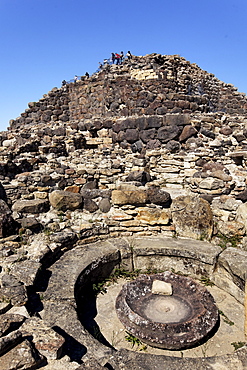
115,271,219,349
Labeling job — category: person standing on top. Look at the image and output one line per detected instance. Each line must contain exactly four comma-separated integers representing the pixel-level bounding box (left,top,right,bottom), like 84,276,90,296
126,51,132,60
115,53,120,65
120,51,124,63
111,53,115,64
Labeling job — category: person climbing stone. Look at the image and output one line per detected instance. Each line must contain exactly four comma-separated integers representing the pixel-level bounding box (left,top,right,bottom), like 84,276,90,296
62,80,67,86
85,72,89,78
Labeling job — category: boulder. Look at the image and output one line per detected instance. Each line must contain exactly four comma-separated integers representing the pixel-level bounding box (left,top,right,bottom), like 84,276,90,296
157,125,181,143
171,195,213,239
98,198,111,213
0,200,18,237
179,125,197,142
147,187,171,207
236,189,247,202
125,171,151,185
83,198,99,213
49,190,83,211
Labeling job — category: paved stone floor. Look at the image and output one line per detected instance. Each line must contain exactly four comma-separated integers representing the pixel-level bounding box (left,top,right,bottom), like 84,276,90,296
96,278,245,358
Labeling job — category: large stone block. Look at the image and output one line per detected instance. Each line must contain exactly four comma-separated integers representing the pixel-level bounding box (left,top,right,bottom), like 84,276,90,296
136,207,170,225
157,125,181,143
12,199,49,214
112,189,147,205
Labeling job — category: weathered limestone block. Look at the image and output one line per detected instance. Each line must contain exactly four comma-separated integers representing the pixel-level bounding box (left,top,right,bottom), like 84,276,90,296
152,280,172,295
0,338,44,370
0,285,27,306
216,220,245,238
9,260,41,286
112,189,147,205
136,207,170,225
0,330,22,355
218,247,247,282
211,195,241,212
236,203,247,231
21,317,65,360
210,170,232,182
0,314,25,336
171,195,213,239
198,177,225,190
64,185,81,193
49,190,83,211
12,199,49,214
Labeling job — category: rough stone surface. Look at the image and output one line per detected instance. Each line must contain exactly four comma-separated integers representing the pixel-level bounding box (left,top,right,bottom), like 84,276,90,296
49,190,83,211
0,339,44,369
171,196,213,239
21,317,65,360
12,199,49,214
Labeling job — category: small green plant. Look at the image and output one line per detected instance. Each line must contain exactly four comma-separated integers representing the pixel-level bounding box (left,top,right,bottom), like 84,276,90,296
217,233,241,250
43,228,51,236
198,230,209,241
144,267,163,275
58,211,65,222
125,332,147,351
231,341,246,351
128,237,137,252
200,276,215,287
170,268,187,276
109,268,142,282
92,281,108,295
219,310,234,326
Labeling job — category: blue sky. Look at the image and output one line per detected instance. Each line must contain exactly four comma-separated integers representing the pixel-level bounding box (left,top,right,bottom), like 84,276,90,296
0,0,247,131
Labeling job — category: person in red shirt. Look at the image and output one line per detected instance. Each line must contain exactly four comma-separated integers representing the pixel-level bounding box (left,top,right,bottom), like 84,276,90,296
115,53,120,65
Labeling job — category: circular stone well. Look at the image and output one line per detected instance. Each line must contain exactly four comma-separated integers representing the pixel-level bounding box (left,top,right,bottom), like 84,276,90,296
115,271,219,350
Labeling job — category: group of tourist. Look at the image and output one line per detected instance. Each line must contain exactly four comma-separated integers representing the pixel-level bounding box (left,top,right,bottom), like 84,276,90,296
62,51,133,86
111,51,132,65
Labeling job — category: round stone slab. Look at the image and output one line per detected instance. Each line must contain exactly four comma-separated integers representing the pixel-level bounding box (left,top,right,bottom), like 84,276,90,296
115,271,219,350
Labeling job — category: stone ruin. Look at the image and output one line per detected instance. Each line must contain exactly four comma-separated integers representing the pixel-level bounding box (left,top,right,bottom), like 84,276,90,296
0,53,247,368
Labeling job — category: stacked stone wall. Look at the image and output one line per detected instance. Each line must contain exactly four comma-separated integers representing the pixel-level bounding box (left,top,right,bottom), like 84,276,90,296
9,54,247,131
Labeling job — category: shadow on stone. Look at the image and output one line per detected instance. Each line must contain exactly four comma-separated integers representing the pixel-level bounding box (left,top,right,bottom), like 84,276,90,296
53,326,87,363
